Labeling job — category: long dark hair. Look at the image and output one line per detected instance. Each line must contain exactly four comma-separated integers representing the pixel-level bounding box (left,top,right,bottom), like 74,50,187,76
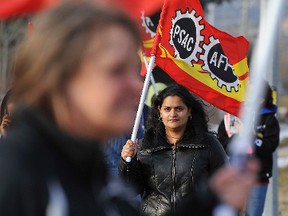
147,84,208,140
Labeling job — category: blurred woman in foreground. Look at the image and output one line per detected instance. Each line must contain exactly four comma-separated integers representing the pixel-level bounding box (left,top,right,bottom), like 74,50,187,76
0,2,142,215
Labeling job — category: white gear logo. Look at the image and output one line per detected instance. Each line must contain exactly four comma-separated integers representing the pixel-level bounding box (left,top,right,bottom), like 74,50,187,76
200,36,240,92
169,9,204,66
141,11,156,38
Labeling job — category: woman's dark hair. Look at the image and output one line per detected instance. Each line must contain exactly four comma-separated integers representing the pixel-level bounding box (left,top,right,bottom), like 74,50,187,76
262,80,274,108
147,84,208,139
0,90,12,124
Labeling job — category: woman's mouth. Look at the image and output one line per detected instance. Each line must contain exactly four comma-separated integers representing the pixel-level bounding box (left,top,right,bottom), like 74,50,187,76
169,119,179,122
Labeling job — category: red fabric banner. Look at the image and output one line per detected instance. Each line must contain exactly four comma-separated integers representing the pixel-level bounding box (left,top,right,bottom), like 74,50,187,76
153,0,249,116
0,0,163,21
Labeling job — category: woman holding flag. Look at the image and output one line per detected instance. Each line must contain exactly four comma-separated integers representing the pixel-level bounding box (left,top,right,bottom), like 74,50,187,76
119,84,229,215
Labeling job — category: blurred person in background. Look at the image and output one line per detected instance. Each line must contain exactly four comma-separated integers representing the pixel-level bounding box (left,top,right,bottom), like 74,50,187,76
0,90,14,138
0,2,142,215
217,81,280,216
245,81,280,216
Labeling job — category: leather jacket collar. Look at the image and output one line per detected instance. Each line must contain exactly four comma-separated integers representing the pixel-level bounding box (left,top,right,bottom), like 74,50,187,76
140,128,209,152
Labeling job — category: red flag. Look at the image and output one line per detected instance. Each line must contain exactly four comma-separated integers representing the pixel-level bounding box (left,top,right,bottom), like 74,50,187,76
140,10,161,56
153,0,249,117
138,9,161,76
0,0,163,21
0,0,58,20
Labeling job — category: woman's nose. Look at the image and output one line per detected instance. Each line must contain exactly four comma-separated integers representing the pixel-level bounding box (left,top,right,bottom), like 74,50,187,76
170,109,177,116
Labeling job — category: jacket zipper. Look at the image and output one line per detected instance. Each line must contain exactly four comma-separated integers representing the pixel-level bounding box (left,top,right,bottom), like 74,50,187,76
171,148,177,213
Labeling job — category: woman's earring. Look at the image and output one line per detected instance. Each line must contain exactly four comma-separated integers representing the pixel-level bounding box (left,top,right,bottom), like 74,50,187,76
159,116,162,122
189,115,192,120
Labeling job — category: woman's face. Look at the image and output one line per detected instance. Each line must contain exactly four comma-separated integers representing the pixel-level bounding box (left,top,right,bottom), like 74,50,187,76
159,96,191,132
58,25,142,140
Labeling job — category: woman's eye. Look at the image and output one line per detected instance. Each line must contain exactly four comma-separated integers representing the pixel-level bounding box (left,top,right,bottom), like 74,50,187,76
176,107,183,111
164,107,170,111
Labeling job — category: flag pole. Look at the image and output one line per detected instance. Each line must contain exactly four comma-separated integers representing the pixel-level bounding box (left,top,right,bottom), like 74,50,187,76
126,55,156,162
213,0,283,215
143,54,159,96
126,0,167,162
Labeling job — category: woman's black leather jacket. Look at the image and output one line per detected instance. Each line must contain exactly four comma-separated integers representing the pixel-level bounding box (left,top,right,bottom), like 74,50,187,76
119,129,228,216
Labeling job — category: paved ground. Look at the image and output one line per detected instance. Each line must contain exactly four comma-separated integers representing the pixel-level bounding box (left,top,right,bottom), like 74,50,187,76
278,123,288,168
278,165,288,216
278,124,288,216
